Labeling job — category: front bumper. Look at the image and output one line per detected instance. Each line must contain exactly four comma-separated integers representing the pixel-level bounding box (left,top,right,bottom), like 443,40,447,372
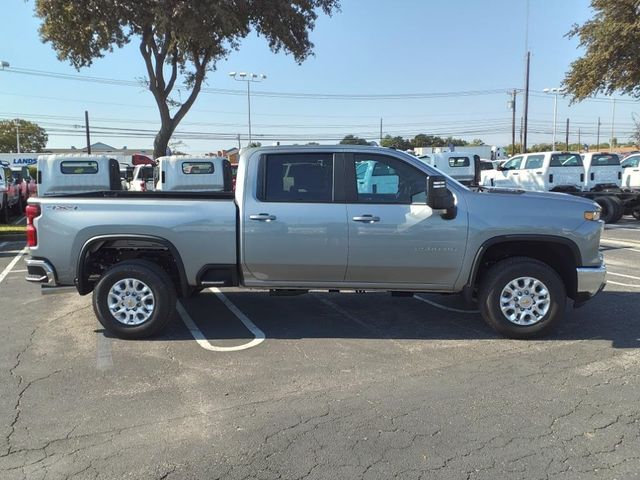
575,263,606,304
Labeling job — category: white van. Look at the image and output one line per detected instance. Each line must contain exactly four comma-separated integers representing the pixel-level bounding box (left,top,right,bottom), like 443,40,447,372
489,152,584,192
581,152,622,191
155,156,230,192
37,154,122,196
417,152,480,186
621,154,640,189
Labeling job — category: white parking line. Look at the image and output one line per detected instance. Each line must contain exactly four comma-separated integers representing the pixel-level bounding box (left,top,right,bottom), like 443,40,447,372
0,247,27,284
176,287,265,352
607,280,640,289
609,271,640,281
414,295,479,314
96,333,114,371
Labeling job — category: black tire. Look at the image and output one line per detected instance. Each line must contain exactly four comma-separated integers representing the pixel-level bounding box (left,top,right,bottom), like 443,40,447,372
478,257,566,339
92,260,177,339
0,197,8,224
595,196,621,224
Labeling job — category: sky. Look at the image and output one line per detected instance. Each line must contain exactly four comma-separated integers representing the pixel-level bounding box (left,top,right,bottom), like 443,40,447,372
1,0,639,154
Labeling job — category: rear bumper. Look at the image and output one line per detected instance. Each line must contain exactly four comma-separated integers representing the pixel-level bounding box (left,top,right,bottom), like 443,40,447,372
574,263,606,305
25,258,57,285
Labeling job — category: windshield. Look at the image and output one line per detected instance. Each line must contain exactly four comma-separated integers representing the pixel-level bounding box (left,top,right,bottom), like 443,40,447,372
550,153,583,167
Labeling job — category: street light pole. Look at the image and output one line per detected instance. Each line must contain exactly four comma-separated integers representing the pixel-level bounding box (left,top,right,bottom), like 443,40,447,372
543,87,564,150
229,72,267,147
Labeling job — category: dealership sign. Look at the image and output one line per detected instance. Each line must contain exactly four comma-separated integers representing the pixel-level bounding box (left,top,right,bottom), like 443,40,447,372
0,154,38,167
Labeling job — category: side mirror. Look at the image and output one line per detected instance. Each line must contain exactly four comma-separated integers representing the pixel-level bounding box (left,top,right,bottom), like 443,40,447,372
426,175,456,219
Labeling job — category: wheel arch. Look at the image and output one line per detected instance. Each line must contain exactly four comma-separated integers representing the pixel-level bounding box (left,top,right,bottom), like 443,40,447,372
76,234,189,297
467,235,582,300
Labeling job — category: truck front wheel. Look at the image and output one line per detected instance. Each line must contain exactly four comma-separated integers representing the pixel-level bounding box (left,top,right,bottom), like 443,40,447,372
92,260,176,339
478,257,566,339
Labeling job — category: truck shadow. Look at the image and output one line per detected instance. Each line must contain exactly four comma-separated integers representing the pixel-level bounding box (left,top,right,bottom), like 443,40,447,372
138,290,640,350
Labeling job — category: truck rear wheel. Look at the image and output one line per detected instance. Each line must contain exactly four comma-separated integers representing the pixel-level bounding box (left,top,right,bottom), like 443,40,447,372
595,196,623,223
92,260,176,339
478,257,566,339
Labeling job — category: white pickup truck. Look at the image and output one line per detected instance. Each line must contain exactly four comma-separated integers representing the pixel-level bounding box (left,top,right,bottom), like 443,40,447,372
155,155,230,192
621,154,640,190
417,152,480,186
581,152,622,191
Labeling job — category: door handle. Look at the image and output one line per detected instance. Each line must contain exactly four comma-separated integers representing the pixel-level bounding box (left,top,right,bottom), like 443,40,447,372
536,171,543,175
249,213,276,222
352,215,380,223
512,173,519,176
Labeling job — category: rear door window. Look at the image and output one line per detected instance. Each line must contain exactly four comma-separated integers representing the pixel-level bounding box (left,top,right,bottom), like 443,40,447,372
524,155,544,169
263,154,334,203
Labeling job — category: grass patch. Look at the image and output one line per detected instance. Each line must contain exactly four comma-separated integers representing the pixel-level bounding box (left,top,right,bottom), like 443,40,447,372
0,224,26,237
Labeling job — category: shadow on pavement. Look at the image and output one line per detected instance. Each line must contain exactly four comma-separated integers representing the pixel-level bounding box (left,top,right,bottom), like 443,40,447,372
115,290,640,350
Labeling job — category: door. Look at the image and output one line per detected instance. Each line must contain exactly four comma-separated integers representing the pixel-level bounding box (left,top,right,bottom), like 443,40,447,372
242,152,349,284
621,155,640,188
493,156,523,188
344,153,468,288
522,154,545,191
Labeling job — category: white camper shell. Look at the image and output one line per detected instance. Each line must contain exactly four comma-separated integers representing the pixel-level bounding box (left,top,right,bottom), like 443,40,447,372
37,154,122,196
581,152,622,191
417,152,480,186
155,156,230,192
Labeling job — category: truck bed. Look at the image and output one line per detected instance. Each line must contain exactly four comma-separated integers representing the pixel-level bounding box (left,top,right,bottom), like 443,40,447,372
30,194,238,287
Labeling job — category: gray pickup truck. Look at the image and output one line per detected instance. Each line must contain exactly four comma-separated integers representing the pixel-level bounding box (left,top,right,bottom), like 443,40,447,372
25,146,606,339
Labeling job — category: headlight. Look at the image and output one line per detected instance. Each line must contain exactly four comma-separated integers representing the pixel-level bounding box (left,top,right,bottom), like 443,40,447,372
584,210,601,221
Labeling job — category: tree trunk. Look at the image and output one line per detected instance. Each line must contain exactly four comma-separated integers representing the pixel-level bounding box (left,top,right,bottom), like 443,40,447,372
154,123,174,159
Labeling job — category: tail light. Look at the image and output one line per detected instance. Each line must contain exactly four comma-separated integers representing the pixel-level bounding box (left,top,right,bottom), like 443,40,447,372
26,203,40,247
140,181,146,192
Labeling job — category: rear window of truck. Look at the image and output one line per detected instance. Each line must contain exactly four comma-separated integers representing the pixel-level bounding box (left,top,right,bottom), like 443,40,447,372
182,162,215,174
449,157,470,167
550,154,583,167
591,154,620,166
60,161,99,174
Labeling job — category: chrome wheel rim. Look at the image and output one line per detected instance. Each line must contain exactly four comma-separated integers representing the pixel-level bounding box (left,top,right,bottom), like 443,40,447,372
107,278,155,326
499,276,550,326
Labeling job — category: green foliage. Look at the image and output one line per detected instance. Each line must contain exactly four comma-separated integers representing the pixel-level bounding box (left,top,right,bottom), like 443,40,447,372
28,165,37,179
35,0,340,157
0,119,48,153
470,138,485,146
563,0,640,100
380,135,412,150
340,135,369,145
247,142,262,148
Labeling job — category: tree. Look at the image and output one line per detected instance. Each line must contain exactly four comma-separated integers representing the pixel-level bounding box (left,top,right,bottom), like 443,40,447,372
340,134,369,145
380,135,411,150
35,0,339,158
470,138,485,146
247,142,262,148
563,0,640,100
0,119,48,152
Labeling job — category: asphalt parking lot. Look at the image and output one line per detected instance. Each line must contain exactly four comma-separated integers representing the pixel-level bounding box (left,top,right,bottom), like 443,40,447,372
1,219,639,480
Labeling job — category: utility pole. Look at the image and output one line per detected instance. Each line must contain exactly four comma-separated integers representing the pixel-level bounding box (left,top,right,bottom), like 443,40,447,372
523,52,531,152
519,116,524,152
85,111,91,154
379,118,383,146
611,98,616,149
15,120,20,153
596,117,601,150
565,118,569,150
229,72,267,147
510,90,517,155
578,128,581,151
237,133,241,150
